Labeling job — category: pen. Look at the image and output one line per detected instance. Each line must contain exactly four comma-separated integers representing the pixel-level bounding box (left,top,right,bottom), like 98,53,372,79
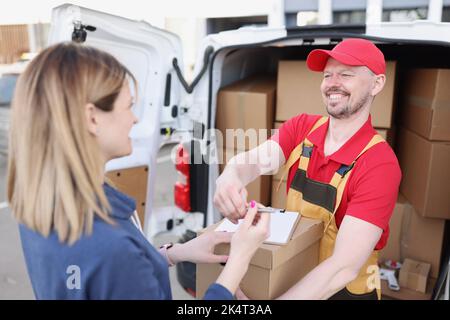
256,207,277,213
251,207,285,213
245,206,285,213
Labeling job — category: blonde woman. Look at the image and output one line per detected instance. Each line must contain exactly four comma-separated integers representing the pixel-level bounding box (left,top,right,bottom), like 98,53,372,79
7,42,269,300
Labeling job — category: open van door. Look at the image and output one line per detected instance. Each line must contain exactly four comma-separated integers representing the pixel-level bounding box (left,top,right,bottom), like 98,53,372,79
48,4,187,234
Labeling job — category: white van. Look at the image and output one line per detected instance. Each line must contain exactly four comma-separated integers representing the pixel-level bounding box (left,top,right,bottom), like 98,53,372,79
48,3,450,295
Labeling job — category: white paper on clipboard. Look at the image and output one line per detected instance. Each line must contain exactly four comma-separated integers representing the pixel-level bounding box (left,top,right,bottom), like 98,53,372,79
215,210,300,245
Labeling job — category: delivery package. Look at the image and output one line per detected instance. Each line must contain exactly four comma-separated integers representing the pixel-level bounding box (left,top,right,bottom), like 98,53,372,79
399,258,431,293
106,165,148,225
379,194,445,279
399,68,450,141
276,60,397,128
216,76,276,151
196,217,323,299
396,128,450,219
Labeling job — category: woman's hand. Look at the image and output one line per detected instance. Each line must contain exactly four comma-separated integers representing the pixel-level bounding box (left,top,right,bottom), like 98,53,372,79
215,201,270,295
166,231,232,265
229,201,270,264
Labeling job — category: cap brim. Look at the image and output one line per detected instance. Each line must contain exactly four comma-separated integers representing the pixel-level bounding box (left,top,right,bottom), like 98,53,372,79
306,49,365,72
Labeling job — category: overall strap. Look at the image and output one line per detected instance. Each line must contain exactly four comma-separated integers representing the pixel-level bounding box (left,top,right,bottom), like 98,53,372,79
323,134,386,232
276,116,328,192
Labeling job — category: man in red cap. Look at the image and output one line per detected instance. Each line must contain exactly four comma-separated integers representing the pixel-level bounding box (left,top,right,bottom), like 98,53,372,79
214,38,401,300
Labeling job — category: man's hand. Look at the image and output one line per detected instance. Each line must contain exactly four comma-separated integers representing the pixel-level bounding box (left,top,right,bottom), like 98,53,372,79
214,170,248,224
214,140,286,223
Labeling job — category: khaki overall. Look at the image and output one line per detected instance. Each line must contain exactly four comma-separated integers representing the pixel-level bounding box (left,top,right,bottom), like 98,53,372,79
278,116,384,299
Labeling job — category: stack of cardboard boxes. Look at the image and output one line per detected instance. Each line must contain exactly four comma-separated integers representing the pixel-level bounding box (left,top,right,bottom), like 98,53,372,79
204,61,448,300
379,68,450,299
216,76,276,206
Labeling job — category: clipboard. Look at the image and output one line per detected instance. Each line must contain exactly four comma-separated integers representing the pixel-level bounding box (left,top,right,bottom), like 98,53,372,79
215,209,301,245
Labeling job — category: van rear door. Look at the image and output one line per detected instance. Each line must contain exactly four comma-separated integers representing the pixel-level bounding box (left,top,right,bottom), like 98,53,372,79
48,4,186,232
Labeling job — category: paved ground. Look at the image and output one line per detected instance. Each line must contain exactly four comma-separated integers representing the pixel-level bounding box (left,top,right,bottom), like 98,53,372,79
0,153,34,299
0,143,194,300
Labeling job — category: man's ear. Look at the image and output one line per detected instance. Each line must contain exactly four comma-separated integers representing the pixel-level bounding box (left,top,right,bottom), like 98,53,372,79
85,103,98,136
371,74,386,96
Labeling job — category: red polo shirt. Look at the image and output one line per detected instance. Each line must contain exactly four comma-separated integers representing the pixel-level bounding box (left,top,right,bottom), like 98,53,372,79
271,114,401,250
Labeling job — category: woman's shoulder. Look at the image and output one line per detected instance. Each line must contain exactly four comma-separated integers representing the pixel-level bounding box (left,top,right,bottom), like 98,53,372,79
19,216,136,261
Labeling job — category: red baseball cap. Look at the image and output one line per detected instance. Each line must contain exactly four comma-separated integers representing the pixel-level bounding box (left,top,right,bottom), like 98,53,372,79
306,38,385,75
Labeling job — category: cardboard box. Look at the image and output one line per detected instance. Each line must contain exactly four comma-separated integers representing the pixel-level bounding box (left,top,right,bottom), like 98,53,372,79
400,68,450,141
271,179,287,209
219,148,271,206
396,128,450,219
216,76,276,151
399,259,431,293
276,60,396,128
381,277,436,300
196,217,323,299
106,165,148,225
379,195,445,278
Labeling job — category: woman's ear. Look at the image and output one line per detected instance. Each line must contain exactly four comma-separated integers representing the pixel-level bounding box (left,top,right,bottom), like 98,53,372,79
85,103,98,136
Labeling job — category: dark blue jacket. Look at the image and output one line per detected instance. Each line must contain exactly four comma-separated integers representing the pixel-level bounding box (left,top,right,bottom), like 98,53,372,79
19,183,232,300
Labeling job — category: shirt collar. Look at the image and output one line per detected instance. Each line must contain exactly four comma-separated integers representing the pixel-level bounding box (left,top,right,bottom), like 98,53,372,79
307,115,377,166
103,183,136,220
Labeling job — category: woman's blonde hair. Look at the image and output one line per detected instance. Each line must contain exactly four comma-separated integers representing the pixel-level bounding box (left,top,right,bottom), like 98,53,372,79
7,42,136,244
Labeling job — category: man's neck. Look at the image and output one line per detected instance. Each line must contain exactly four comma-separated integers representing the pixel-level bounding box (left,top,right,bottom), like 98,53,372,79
325,108,370,156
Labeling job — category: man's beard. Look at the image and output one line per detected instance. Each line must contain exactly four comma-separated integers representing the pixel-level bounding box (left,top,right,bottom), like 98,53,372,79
326,92,371,120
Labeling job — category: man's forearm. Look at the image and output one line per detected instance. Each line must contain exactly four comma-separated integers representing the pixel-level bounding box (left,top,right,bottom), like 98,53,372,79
278,257,358,300
223,153,261,186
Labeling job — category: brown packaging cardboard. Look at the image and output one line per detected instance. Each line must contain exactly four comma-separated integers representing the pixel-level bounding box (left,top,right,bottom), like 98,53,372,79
106,165,148,225
396,128,450,219
196,217,323,299
381,277,436,300
276,60,396,128
399,258,431,293
216,76,276,151
400,68,450,141
379,194,445,278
